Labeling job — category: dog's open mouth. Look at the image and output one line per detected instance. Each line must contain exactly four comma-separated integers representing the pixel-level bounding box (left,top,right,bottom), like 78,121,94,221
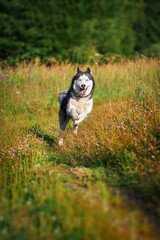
79,88,87,95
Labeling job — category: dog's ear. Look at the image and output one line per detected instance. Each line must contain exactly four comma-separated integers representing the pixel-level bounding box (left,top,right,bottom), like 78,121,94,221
86,67,92,74
76,67,81,74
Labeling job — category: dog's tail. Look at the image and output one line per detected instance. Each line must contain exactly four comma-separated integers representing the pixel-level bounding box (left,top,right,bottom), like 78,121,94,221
58,90,68,105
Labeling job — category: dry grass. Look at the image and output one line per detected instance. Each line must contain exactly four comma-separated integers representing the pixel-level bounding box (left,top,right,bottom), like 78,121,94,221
0,58,160,239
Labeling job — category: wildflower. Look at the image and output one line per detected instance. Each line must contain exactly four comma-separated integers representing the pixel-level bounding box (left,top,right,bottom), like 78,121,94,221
26,200,32,206
152,155,155,159
54,228,60,234
0,73,9,80
52,216,56,222
24,188,28,193
2,228,7,234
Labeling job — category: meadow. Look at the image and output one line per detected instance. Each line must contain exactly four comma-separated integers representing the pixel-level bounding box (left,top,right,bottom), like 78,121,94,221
0,57,160,240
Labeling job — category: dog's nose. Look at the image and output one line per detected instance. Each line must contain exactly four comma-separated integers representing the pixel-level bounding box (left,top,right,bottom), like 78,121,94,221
81,84,86,89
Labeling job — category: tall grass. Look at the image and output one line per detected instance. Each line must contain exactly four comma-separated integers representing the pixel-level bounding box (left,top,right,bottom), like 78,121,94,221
0,58,160,239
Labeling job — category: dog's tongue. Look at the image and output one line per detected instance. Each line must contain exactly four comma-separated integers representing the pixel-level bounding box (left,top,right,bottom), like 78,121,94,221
79,89,86,94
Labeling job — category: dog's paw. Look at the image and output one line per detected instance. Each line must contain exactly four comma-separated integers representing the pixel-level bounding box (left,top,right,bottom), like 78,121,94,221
73,128,78,134
59,138,63,146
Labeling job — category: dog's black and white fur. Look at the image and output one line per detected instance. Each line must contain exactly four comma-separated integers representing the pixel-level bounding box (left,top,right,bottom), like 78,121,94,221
58,67,95,145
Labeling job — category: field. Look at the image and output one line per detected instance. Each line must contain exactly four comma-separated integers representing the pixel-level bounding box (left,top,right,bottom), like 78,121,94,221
0,58,160,240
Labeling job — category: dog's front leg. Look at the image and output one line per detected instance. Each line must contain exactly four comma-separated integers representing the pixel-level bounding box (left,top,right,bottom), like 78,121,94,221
71,109,79,121
74,112,87,125
67,108,79,121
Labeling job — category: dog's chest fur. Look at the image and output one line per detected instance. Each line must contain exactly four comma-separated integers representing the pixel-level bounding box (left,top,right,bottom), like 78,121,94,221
67,96,93,116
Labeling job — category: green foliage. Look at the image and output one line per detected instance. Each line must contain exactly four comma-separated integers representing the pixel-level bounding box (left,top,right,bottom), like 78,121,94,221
0,0,160,63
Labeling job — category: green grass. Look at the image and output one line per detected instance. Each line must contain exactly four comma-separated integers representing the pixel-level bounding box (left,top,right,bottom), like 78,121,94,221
0,58,160,239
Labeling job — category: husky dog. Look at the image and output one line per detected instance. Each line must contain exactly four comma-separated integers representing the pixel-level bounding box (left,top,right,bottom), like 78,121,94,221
58,67,95,145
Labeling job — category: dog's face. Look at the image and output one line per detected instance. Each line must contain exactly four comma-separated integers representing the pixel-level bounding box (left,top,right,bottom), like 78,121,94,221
73,67,94,97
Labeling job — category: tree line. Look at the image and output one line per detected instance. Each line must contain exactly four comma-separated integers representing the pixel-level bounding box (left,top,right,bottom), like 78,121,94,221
0,0,160,63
